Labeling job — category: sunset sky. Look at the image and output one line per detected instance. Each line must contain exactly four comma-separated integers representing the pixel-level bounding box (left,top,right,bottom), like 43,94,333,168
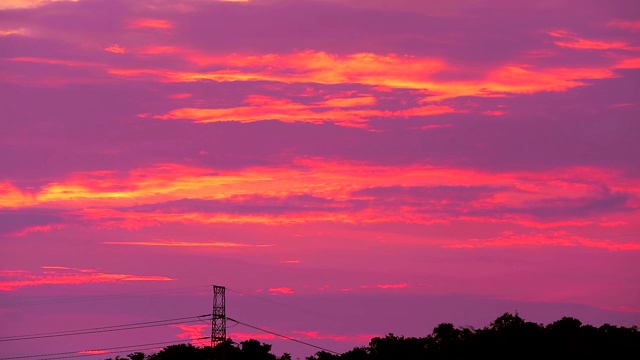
1,0,639,358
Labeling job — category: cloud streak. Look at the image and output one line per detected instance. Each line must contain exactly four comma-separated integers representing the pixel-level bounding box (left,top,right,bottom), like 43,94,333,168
0,267,174,291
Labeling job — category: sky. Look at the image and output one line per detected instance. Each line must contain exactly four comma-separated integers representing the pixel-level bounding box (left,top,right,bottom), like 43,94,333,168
1,0,639,358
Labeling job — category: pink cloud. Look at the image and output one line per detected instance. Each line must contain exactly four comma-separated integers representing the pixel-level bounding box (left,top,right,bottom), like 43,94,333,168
128,18,173,30
0,0,78,10
269,287,295,295
104,44,126,54
78,350,110,355
229,332,277,341
281,260,301,264
549,30,635,51
376,283,409,289
293,330,380,342
0,267,173,291
443,233,640,251
607,20,640,32
102,240,257,247
172,324,209,346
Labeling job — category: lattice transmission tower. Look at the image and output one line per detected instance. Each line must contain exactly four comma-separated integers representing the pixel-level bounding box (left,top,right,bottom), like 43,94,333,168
211,285,226,349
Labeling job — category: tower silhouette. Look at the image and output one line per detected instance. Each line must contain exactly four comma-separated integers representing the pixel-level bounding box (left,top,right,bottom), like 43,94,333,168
211,285,226,353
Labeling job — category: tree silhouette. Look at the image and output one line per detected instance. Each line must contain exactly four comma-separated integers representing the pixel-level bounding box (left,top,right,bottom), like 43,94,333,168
105,314,639,360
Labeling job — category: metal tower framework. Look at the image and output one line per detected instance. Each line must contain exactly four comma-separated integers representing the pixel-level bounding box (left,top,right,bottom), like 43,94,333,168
211,285,226,349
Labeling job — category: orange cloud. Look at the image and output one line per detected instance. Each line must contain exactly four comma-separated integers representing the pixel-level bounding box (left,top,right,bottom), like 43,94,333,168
2,159,636,213
128,19,173,30
108,49,621,99
2,159,637,250
0,267,173,291
0,182,33,207
9,45,624,100
154,95,458,127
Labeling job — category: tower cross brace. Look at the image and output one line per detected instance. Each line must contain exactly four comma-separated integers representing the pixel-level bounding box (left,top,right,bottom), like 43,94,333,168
211,285,226,349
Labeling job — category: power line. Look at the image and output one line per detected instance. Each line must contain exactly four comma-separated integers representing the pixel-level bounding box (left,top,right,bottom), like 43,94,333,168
226,287,380,334
227,317,339,355
0,337,210,360
0,314,211,342
2,285,210,307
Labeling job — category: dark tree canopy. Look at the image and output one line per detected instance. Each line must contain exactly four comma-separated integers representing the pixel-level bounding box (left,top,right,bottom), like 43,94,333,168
104,313,639,360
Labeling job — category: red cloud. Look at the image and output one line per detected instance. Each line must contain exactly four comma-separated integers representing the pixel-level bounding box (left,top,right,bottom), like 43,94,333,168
269,287,295,295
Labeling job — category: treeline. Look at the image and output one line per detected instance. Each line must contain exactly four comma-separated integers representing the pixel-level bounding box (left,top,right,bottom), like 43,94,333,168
105,313,639,360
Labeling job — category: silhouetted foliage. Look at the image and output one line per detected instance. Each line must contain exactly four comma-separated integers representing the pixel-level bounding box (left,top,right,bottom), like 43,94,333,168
105,314,639,360
305,313,639,360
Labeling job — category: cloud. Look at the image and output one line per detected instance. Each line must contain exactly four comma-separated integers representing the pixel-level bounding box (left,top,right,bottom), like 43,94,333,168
0,28,30,36
549,30,636,51
151,94,458,128
78,350,110,355
444,233,640,251
0,0,79,10
376,283,408,289
0,208,68,236
229,332,277,341
292,330,379,342
2,159,637,240
108,49,620,99
607,20,640,32
269,287,294,295
104,44,126,54
127,18,173,30
172,324,209,346
0,267,174,291
102,240,261,247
